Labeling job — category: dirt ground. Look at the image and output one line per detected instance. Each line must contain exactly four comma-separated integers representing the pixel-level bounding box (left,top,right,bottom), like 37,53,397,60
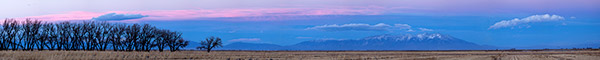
0,50,599,60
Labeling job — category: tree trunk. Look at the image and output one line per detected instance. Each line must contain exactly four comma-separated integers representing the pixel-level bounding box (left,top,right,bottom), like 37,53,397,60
207,48,212,53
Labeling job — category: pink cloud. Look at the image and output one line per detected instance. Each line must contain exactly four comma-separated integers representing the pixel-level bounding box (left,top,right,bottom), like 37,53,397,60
17,6,385,21
16,11,105,21
229,38,261,42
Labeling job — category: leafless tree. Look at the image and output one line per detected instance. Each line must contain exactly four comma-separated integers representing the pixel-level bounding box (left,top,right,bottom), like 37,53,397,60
197,36,222,53
0,19,190,52
165,31,187,52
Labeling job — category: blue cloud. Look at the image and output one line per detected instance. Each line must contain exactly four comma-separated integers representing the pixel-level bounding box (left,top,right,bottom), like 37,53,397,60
306,23,392,31
489,14,566,29
92,13,148,21
306,23,429,32
418,28,433,31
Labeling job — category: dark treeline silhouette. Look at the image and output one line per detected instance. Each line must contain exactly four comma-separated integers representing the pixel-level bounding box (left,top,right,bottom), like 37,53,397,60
0,19,188,52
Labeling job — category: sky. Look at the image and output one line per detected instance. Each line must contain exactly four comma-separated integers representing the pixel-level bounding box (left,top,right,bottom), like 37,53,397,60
1,0,599,47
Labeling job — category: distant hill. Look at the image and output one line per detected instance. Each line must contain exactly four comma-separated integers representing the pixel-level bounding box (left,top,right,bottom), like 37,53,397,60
286,33,495,50
182,41,202,50
216,33,498,50
517,43,600,49
186,41,285,50
218,42,284,50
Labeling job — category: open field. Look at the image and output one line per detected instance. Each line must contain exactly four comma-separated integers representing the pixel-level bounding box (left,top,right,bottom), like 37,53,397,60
0,50,600,60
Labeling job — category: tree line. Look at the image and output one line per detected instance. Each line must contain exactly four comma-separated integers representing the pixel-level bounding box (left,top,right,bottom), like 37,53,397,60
0,19,189,52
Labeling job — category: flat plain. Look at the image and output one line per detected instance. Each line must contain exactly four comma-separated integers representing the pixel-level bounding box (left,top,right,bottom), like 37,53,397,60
0,50,599,60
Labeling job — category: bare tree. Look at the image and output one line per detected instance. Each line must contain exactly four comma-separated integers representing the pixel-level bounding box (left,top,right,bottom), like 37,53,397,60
109,24,126,51
21,19,42,50
153,29,169,52
197,36,222,53
40,22,57,50
0,19,20,50
0,19,190,51
165,31,187,52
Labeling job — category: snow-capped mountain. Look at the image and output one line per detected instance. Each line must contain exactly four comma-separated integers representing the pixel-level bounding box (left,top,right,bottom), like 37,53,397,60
218,33,497,50
361,33,457,41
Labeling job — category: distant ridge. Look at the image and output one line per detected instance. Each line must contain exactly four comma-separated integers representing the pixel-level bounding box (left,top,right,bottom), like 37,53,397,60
218,42,284,50
215,33,497,50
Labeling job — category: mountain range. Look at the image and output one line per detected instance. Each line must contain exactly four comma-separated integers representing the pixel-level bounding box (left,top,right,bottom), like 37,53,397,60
203,33,499,50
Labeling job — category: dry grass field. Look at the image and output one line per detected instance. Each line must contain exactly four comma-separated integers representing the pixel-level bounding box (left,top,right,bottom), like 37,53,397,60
0,50,599,60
